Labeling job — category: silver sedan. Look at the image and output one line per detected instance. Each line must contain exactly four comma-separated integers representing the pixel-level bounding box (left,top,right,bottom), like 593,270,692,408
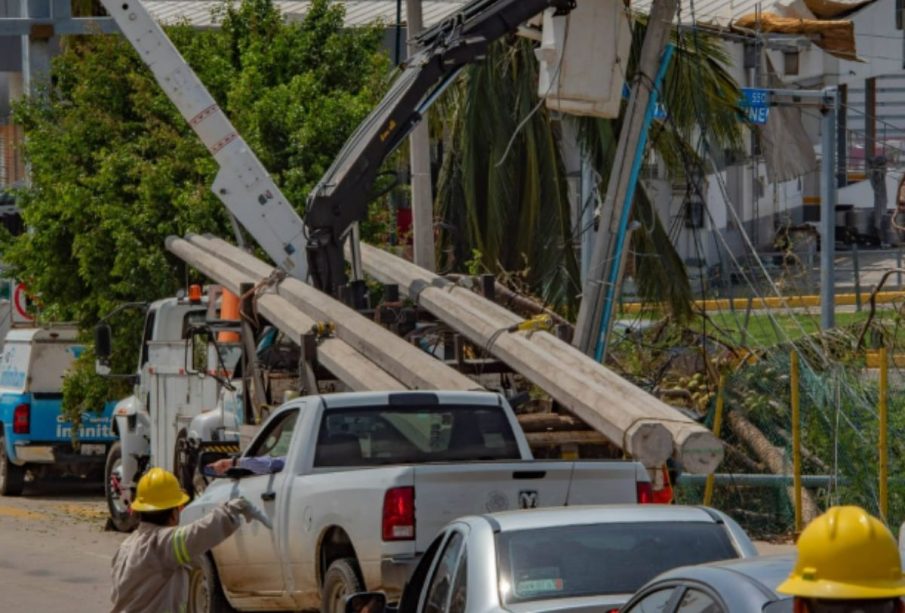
347,505,758,613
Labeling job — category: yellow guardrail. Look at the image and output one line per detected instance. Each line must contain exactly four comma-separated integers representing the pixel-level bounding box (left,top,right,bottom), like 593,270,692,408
621,291,905,314
865,351,905,368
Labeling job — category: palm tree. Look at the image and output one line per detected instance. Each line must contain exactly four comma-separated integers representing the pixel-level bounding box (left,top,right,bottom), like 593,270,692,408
435,16,743,321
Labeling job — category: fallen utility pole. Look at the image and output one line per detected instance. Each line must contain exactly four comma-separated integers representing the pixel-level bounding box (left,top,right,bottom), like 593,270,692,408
354,242,723,473
185,234,477,392
573,0,678,358
166,237,406,391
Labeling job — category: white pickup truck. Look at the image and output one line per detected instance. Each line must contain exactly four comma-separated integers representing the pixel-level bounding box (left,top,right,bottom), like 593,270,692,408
183,390,653,613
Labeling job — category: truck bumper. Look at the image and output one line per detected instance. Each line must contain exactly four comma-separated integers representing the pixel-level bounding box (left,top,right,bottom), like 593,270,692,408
11,442,108,465
380,555,420,599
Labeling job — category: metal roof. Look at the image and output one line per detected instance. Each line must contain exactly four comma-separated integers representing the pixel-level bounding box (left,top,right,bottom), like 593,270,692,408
630,0,781,26
143,0,469,28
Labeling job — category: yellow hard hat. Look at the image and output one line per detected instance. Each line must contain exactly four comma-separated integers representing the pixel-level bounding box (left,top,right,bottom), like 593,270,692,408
778,505,905,600
130,467,190,512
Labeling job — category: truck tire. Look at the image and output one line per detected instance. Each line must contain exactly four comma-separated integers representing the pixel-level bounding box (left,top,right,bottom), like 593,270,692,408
0,433,25,496
322,558,364,613
189,554,236,613
105,442,138,532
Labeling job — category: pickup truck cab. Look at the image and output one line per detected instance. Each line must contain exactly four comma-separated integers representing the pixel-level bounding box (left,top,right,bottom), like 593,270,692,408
0,326,115,495
183,390,652,613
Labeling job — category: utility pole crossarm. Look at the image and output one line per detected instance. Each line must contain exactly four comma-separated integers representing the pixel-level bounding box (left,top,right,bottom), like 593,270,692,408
97,0,309,279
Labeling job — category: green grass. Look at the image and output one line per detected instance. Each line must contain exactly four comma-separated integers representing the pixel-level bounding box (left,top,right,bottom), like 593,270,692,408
614,308,899,348
701,310,888,347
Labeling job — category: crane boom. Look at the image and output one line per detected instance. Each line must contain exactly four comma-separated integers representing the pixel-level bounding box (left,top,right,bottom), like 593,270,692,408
98,0,309,279
305,0,575,295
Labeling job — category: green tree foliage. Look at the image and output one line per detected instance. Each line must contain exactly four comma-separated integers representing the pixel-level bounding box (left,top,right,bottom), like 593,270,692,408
436,39,580,316
5,0,388,421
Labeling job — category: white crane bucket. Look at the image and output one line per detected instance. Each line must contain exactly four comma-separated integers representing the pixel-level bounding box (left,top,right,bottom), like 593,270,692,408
536,0,633,119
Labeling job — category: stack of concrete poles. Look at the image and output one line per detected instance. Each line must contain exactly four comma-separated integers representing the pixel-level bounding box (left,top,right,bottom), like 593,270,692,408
351,242,723,474
168,234,723,473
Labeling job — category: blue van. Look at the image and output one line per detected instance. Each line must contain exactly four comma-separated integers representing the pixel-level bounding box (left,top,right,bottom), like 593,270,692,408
0,326,116,495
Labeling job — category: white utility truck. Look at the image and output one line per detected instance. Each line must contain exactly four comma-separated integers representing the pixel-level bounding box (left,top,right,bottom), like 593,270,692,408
183,391,653,613
98,289,247,531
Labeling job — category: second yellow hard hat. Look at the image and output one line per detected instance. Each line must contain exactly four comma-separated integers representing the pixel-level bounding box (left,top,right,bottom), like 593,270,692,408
778,505,905,600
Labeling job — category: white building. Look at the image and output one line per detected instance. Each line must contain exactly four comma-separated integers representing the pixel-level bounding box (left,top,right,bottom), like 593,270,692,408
634,0,905,275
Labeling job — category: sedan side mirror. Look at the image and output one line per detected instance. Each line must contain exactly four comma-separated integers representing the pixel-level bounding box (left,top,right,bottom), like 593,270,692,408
345,592,387,613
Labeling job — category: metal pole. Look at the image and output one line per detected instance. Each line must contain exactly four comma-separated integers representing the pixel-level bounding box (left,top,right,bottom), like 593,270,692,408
573,0,677,354
879,345,889,520
866,77,877,167
596,44,675,362
821,89,837,329
853,243,862,312
703,374,726,506
837,83,847,188
791,350,802,533
405,0,435,272
394,0,403,65
898,247,903,289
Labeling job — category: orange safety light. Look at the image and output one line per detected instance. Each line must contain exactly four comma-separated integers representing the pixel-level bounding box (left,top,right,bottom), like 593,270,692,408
188,284,203,303
218,289,240,343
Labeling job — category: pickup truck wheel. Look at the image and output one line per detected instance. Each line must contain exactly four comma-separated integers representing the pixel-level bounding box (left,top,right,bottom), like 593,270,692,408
105,442,138,532
322,558,364,613
0,433,25,496
189,555,235,613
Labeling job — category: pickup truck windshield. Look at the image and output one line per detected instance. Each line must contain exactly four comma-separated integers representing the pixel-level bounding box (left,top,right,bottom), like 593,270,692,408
314,405,520,466
496,522,738,603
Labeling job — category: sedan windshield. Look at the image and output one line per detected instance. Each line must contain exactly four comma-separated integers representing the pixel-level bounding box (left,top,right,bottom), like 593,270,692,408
496,521,738,603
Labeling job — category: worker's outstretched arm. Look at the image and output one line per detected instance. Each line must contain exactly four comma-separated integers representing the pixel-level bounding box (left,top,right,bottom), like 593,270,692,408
169,500,251,567
237,455,285,474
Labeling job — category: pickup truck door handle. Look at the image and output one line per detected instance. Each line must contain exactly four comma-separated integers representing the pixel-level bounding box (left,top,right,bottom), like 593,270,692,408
261,491,276,501
512,471,546,479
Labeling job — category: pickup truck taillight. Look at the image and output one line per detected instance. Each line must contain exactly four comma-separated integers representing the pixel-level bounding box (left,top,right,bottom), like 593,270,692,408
636,481,653,504
382,486,415,541
13,403,30,434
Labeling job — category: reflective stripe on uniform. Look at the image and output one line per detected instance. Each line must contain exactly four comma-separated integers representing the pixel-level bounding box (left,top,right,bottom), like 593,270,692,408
172,528,190,565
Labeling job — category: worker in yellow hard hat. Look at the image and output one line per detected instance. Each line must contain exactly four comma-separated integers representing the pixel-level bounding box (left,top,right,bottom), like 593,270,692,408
110,467,261,613
778,505,905,613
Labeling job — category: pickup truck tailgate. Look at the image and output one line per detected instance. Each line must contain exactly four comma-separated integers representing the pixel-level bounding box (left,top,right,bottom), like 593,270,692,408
413,461,640,551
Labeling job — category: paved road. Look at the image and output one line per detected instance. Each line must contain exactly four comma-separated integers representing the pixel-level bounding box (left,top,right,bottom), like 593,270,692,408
0,478,125,612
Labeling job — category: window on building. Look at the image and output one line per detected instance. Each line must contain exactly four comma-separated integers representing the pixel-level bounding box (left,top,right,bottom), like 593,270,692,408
783,50,799,76
897,0,903,30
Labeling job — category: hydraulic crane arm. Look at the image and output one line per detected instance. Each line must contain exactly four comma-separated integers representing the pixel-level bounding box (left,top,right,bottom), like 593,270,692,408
98,0,310,280
305,0,576,296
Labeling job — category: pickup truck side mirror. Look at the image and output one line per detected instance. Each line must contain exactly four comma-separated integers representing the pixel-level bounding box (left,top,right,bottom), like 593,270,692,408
95,323,112,359
345,592,387,613
94,323,112,377
95,323,112,375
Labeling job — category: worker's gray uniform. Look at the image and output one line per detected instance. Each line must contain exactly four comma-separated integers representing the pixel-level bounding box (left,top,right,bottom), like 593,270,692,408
110,503,242,613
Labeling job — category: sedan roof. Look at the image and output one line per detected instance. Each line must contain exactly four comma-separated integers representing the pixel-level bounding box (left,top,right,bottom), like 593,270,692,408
484,504,727,532
657,554,796,596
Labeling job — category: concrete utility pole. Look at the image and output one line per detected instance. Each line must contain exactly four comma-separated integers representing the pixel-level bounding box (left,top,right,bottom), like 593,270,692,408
406,0,435,271
572,0,678,356
820,89,837,330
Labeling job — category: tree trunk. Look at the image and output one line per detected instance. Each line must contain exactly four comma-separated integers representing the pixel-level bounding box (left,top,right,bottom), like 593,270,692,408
727,411,820,523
